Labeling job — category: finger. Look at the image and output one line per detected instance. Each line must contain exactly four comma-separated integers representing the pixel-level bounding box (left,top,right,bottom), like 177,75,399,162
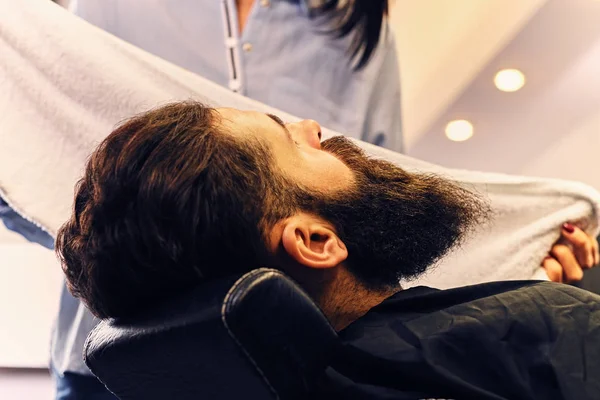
551,243,584,282
542,256,563,283
592,236,599,266
561,223,594,268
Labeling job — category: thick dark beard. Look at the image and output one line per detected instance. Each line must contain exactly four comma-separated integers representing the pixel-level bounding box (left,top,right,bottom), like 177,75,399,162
301,136,491,290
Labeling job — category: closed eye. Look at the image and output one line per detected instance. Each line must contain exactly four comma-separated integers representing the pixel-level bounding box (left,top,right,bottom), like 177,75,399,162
266,113,295,144
267,113,285,126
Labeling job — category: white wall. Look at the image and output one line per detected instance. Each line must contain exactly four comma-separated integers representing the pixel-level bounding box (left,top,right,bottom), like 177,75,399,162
389,0,547,148
391,0,600,193
522,109,600,189
0,236,62,368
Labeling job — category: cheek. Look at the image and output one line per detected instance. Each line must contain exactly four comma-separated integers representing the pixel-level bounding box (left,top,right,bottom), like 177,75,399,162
301,152,353,193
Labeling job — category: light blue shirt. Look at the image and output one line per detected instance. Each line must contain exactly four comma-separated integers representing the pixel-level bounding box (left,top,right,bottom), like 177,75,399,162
18,0,404,377
73,0,403,150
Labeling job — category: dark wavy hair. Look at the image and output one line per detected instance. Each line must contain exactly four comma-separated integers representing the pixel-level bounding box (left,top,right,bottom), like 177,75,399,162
56,101,296,319
315,0,389,69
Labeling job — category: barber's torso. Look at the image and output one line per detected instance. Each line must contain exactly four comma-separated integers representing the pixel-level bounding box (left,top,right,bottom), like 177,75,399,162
71,0,403,151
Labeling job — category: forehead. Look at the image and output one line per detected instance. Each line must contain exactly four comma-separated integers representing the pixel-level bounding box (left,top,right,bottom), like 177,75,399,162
214,108,289,149
215,108,266,128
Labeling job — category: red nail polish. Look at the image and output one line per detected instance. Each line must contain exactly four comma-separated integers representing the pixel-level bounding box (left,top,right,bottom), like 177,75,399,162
563,223,575,233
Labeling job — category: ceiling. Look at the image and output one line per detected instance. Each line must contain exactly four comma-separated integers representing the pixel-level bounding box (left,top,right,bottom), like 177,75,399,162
389,0,600,185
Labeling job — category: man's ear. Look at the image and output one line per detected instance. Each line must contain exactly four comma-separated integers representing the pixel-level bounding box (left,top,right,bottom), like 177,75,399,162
280,213,348,269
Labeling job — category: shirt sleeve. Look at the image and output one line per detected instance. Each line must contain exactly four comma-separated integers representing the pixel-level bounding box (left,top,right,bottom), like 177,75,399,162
361,37,404,153
0,198,54,249
70,0,117,34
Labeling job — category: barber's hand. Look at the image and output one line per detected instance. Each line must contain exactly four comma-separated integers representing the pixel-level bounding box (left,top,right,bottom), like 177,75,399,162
543,223,599,283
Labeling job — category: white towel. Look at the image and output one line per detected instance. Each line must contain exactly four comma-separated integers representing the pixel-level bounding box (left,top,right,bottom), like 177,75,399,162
1,0,599,289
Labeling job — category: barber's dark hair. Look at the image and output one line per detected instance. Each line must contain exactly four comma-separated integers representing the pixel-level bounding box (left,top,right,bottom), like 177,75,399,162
314,0,389,69
56,101,294,319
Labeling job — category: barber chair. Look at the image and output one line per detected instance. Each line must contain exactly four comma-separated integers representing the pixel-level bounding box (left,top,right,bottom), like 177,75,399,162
84,268,341,400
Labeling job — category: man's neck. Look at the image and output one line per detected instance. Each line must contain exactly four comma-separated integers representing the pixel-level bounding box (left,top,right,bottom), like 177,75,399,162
276,259,399,331
317,269,399,331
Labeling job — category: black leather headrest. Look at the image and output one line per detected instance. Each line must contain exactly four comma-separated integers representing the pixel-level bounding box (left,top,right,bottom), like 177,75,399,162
85,268,338,400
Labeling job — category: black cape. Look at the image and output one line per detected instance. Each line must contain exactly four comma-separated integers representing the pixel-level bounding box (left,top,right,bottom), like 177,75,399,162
324,281,600,400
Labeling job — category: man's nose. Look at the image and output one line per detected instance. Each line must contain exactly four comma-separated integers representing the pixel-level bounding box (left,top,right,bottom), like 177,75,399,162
287,119,322,149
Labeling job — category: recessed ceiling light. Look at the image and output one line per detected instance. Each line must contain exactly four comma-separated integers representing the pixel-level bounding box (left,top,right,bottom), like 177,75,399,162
445,120,474,142
494,68,526,92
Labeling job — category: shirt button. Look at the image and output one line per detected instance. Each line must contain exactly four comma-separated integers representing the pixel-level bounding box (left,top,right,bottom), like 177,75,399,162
228,80,242,92
242,42,253,52
260,0,271,7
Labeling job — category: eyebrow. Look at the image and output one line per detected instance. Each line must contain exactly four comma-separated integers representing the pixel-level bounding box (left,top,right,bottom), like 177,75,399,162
266,113,293,142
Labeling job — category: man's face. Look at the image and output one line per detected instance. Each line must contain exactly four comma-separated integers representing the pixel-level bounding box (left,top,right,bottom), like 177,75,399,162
217,108,355,194
217,108,488,289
